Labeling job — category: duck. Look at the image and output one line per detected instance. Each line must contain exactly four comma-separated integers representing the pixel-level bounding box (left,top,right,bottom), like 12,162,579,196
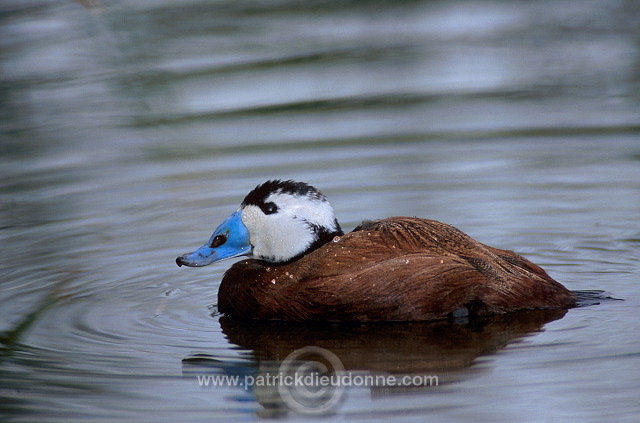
176,179,576,321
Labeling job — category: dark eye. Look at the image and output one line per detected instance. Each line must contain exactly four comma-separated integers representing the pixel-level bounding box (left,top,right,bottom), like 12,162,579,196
210,234,227,248
262,202,278,215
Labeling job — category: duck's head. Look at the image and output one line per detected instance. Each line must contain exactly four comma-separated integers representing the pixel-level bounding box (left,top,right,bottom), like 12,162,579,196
176,180,343,266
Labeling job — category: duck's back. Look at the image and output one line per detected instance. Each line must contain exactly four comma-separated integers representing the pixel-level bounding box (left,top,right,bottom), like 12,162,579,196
218,217,576,321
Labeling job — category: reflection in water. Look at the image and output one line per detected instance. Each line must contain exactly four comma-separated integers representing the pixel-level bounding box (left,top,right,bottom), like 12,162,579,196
183,309,567,416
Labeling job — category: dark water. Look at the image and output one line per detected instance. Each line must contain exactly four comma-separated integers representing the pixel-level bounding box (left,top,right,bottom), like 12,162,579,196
1,0,639,421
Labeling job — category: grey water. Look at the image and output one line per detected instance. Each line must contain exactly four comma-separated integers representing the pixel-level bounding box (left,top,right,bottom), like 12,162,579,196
1,0,639,422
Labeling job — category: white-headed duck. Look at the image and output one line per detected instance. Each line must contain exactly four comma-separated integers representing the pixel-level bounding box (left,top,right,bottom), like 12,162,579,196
176,180,576,321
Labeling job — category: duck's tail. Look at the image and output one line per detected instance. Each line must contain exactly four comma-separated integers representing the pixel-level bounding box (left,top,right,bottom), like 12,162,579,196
571,290,623,308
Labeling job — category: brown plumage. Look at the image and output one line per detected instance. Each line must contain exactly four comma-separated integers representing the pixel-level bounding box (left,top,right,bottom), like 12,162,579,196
218,217,576,321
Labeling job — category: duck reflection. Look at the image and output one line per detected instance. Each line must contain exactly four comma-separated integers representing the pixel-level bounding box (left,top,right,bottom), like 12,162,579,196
182,309,567,416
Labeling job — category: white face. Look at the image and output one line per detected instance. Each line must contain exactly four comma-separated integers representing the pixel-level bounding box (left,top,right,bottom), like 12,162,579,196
240,191,339,263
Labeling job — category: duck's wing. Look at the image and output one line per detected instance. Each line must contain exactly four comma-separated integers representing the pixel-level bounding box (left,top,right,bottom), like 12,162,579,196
282,217,575,320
